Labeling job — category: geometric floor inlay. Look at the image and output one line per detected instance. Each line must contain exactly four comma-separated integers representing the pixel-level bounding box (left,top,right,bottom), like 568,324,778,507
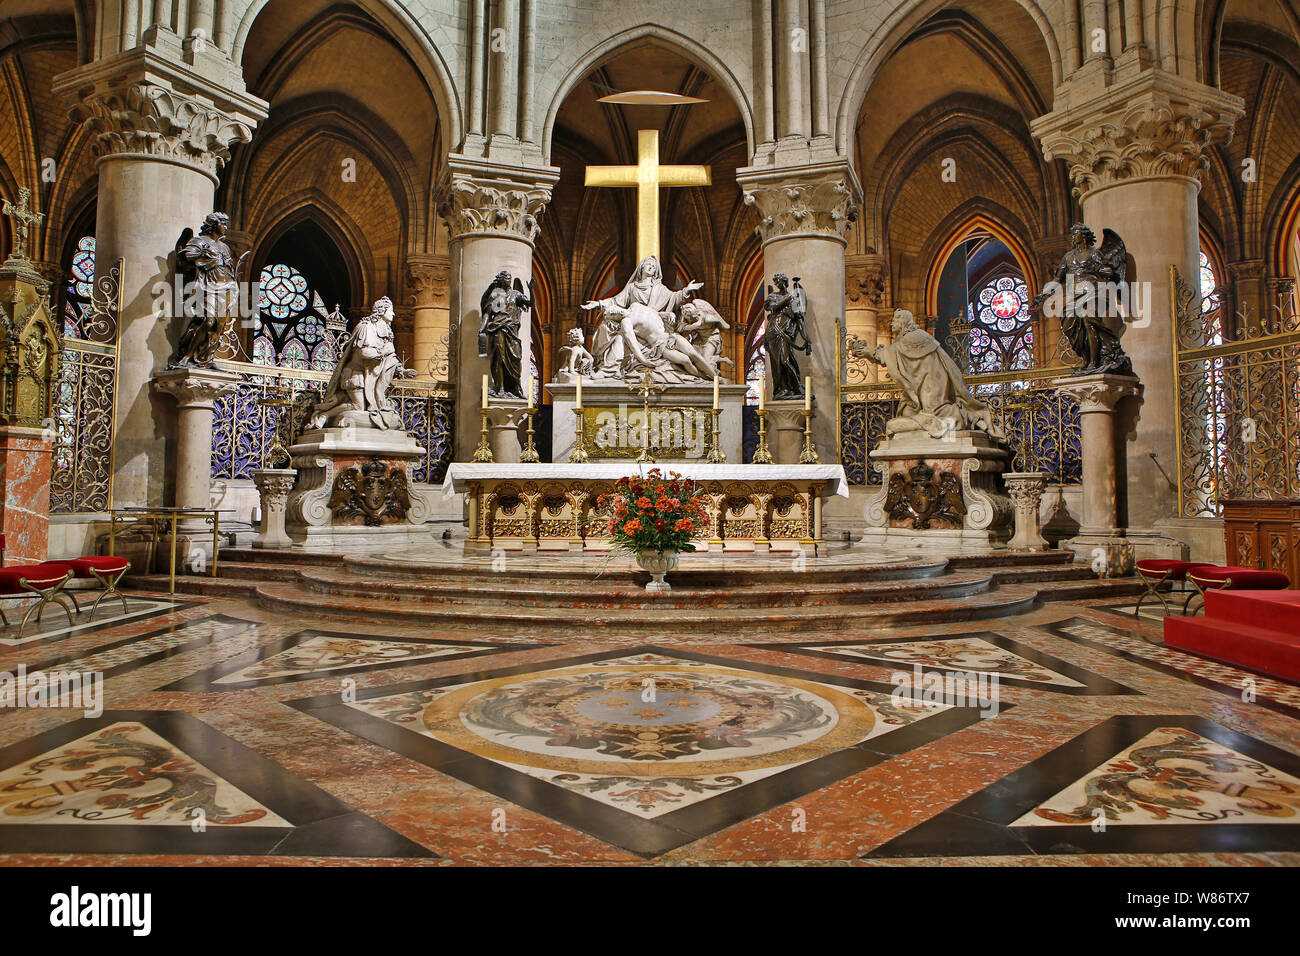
162,630,540,691
865,715,1300,858
775,632,1136,695
0,711,433,857
292,645,1004,856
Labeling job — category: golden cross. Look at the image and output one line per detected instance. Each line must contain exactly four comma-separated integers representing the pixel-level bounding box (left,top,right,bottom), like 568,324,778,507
585,130,710,263
2,187,44,262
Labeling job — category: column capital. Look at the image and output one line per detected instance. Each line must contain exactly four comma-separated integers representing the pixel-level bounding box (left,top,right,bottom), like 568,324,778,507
1053,372,1142,413
53,48,268,184
846,252,887,306
736,160,860,245
151,366,240,409
407,254,451,307
1031,72,1243,199
436,155,560,245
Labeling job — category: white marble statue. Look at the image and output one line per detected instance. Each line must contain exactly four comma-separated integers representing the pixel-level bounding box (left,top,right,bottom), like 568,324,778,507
679,299,734,377
579,255,725,384
849,309,1002,440
557,326,595,380
308,296,414,430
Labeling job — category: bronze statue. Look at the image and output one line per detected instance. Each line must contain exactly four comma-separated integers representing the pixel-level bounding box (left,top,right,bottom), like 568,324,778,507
479,270,533,399
1031,223,1134,376
170,212,244,368
763,273,810,400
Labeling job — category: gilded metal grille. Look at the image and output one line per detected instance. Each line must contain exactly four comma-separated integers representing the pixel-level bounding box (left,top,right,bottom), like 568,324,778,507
1171,266,1300,518
50,259,122,515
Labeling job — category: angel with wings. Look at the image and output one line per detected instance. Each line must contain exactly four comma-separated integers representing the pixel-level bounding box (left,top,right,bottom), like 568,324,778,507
1032,223,1134,376
170,212,246,368
479,270,534,398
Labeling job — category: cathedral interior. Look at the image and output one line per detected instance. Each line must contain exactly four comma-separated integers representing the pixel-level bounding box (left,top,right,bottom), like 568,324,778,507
0,0,1298,891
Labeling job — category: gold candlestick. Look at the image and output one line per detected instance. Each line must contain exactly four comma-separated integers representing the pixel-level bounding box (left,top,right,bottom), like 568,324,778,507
520,404,541,462
705,408,727,463
628,370,667,464
472,407,495,462
568,406,590,463
751,407,774,464
798,408,820,464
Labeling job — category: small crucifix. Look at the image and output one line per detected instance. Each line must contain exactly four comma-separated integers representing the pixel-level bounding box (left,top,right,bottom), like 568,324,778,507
585,130,710,263
628,368,668,463
2,187,44,263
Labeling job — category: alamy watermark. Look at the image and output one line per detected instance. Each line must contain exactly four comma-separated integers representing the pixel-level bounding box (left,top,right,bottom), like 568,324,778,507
890,663,999,719
0,665,103,718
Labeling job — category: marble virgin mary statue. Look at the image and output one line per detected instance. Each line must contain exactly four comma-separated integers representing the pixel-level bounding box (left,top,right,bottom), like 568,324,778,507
850,309,1002,440
580,255,718,383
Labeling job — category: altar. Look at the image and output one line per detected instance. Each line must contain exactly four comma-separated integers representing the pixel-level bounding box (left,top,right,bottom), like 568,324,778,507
442,463,848,554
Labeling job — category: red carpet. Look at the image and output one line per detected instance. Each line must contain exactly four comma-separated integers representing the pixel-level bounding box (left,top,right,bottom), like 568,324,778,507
1165,590,1300,683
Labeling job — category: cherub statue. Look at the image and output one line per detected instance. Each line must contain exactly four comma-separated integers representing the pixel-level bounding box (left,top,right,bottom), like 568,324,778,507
1030,223,1134,376
678,299,734,378
558,326,594,378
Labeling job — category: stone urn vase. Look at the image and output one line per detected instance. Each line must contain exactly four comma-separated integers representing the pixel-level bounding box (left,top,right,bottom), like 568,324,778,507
635,550,679,592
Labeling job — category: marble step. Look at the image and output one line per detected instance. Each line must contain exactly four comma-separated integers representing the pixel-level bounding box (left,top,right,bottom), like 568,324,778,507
243,577,1143,635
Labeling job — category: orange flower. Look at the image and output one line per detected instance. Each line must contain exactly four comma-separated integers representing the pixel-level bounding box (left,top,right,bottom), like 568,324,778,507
654,496,673,511
674,518,694,533
635,496,653,510
622,518,642,534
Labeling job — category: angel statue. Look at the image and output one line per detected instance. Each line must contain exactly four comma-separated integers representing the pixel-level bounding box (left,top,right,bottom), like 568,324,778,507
308,296,414,430
170,212,246,368
582,255,718,383
479,270,534,398
763,273,811,399
679,299,734,377
1030,223,1135,376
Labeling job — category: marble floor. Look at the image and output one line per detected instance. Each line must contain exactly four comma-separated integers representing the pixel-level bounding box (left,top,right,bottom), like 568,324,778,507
0,569,1297,866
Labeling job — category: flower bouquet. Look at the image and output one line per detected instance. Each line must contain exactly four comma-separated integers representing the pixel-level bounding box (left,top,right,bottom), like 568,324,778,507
597,469,710,591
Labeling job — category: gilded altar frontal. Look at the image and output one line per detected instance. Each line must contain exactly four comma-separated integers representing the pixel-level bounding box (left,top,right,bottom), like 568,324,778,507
1,0,1299,906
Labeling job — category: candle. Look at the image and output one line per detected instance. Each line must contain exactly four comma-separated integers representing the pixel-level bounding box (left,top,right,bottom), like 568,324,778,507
713,375,720,410
525,372,533,406
481,373,489,408
804,377,812,412
758,380,765,411
575,376,582,409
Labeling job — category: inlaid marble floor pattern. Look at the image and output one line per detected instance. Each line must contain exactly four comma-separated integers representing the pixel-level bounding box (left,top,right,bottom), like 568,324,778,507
1,587,1297,866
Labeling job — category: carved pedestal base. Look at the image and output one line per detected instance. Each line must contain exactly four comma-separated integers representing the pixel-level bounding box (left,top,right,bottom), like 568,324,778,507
861,430,1013,551
1004,471,1050,551
284,426,437,550
252,468,296,550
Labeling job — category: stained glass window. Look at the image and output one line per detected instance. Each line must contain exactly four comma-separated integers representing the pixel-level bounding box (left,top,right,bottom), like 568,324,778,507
968,275,1033,373
62,236,96,339
1199,251,1220,315
745,317,767,405
253,263,345,371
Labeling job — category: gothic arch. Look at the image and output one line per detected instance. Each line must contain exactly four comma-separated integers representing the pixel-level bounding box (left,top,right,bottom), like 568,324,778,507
252,199,372,312
921,207,1038,319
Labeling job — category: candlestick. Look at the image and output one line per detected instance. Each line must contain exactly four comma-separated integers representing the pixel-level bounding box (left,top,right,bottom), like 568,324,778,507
472,407,494,462
481,373,489,408
568,406,590,463
752,408,774,464
705,408,727,463
525,372,533,406
798,407,820,464
520,401,540,463
575,375,582,407
758,381,765,412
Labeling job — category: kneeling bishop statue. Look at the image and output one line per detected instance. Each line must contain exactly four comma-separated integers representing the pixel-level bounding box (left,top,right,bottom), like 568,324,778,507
849,309,1002,441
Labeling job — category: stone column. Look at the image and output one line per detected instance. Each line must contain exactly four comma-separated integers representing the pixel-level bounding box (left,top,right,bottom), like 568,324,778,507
151,367,240,555
738,160,860,466
54,41,267,507
408,254,451,380
1054,373,1142,556
1227,259,1267,331
437,157,558,462
1032,74,1241,551
845,252,885,384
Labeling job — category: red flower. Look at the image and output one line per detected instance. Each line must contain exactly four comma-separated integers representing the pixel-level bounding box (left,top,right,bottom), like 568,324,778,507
654,519,665,531
674,518,694,533
623,518,642,534
635,496,653,510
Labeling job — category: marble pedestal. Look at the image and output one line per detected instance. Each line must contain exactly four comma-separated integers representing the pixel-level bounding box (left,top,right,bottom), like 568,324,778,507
861,430,1013,551
0,426,54,565
252,468,296,550
1004,471,1050,551
547,383,748,464
285,426,436,549
768,400,812,465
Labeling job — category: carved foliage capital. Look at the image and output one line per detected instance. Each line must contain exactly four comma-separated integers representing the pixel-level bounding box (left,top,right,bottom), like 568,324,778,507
407,255,451,307
846,254,886,306
742,173,859,243
437,176,552,243
1053,374,1141,413
70,81,258,176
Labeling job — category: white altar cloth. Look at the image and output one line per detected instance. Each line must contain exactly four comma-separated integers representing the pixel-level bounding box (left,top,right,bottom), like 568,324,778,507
441,463,850,498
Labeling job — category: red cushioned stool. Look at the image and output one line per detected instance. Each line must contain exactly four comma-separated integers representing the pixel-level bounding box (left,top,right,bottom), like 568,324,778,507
56,556,132,620
0,563,75,639
1135,559,1216,617
1184,566,1291,615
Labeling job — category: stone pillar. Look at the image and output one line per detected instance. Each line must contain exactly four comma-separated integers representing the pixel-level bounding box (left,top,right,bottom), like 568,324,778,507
738,161,859,466
768,402,807,465
151,367,239,552
1054,373,1142,555
1032,74,1241,551
252,468,296,550
54,41,267,507
408,254,451,380
845,252,885,383
438,157,558,462
487,399,528,463
1227,259,1267,331
1004,471,1049,551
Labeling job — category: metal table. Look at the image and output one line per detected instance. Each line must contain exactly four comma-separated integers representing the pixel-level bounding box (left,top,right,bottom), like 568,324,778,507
108,507,234,594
